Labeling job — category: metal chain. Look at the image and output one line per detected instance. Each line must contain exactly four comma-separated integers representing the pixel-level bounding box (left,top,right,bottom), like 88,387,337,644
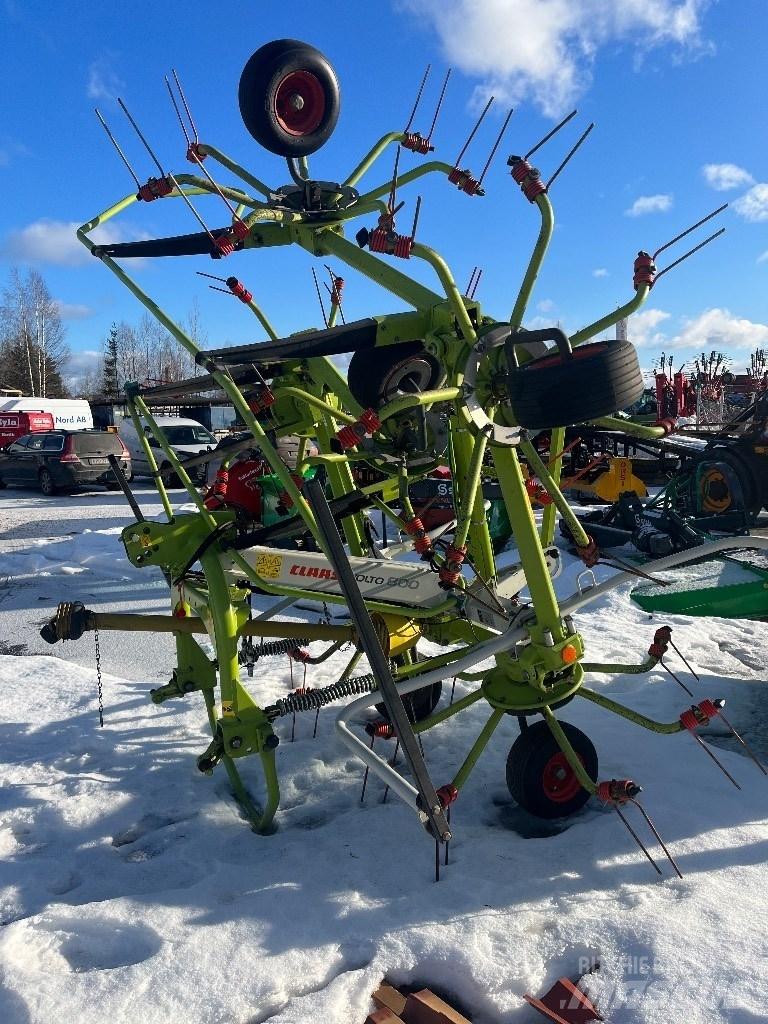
94,626,104,728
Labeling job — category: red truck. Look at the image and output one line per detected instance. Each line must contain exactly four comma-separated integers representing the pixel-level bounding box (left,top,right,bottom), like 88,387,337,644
0,410,55,448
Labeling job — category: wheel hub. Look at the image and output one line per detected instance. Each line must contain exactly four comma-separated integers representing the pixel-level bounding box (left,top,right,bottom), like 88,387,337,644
274,70,325,136
541,752,583,803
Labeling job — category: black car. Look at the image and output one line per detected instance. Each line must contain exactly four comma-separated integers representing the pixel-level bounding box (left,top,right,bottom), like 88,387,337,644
0,430,131,495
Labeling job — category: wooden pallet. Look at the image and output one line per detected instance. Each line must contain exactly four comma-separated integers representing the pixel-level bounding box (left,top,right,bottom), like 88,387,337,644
367,983,472,1024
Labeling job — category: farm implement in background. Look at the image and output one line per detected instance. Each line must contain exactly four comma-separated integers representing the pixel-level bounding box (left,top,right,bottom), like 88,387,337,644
41,39,766,878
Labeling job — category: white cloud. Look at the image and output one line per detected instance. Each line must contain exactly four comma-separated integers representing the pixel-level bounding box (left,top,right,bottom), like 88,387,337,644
702,162,754,191
537,298,555,312
671,308,768,350
53,300,93,320
399,0,710,116
66,349,101,372
592,267,608,277
63,349,102,394
86,56,124,104
732,183,768,222
625,193,673,216
3,219,143,267
758,250,768,264
627,307,671,347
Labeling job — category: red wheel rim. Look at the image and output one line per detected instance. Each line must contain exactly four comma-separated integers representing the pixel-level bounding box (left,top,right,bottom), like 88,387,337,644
274,70,326,137
541,752,584,803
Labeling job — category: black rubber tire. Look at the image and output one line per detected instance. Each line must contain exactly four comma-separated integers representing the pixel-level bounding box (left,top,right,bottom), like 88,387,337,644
38,468,56,496
239,40,340,157
375,650,442,724
0,477,6,489
507,340,643,430
347,342,444,409
701,447,762,517
375,680,442,725
159,463,181,490
105,481,121,491
506,719,598,819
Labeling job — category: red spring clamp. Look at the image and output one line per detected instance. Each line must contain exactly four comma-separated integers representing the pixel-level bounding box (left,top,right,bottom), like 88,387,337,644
648,625,672,660
226,277,253,304
334,409,381,451
680,699,723,731
402,131,433,154
448,167,483,196
576,536,600,567
231,220,250,241
288,648,312,664
213,221,249,258
214,234,235,257
329,276,345,305
203,467,228,510
247,382,276,414
367,226,391,252
365,720,396,739
438,543,467,588
404,516,434,559
393,234,414,259
508,157,547,202
368,225,414,259
436,783,459,808
137,176,173,202
633,250,657,289
186,141,206,163
597,779,641,805
525,478,553,506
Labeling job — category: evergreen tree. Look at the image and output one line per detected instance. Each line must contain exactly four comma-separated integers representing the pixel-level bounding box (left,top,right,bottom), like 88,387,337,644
102,323,119,398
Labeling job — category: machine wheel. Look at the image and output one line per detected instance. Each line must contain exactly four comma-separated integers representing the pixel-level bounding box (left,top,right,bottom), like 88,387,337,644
239,40,340,157
159,462,181,489
702,447,761,518
506,720,597,819
375,649,442,724
375,681,442,725
348,342,444,409
38,468,57,496
507,340,643,429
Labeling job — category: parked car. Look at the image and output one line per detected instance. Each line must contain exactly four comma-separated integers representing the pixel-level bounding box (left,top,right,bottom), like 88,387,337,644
117,415,216,485
0,429,130,495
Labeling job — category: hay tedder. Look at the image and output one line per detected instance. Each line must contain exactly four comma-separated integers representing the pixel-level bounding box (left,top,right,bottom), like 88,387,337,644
42,40,768,876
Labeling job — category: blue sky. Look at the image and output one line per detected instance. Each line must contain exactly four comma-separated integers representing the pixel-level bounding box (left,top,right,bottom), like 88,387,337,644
1,0,766,386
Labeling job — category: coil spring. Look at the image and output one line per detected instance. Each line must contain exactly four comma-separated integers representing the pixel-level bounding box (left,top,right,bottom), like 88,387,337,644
268,672,378,718
365,720,395,739
633,251,657,289
240,637,310,663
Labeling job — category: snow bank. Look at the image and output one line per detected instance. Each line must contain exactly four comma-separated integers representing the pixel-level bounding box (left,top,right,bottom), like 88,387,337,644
1,496,768,1021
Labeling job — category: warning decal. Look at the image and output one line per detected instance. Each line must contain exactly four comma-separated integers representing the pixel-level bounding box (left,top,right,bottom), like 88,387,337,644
255,552,283,580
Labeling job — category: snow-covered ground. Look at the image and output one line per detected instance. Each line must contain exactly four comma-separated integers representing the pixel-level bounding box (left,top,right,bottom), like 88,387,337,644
1,482,767,1023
